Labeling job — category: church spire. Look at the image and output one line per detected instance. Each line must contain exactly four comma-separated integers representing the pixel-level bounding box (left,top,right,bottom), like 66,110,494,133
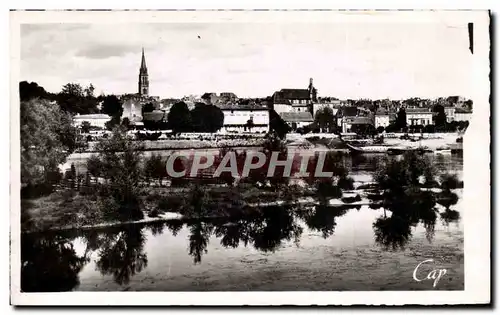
140,47,147,73
138,47,149,96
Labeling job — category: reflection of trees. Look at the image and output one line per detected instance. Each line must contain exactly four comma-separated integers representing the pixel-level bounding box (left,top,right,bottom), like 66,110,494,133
147,221,165,236
214,220,251,249
373,191,438,250
373,215,412,250
21,234,88,292
302,205,350,239
188,221,213,264
93,225,148,286
188,206,303,263
440,209,460,226
249,206,303,252
165,220,184,236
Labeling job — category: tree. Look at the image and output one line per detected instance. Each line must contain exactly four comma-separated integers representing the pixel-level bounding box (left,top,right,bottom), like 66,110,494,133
465,99,473,111
269,109,291,139
190,103,224,133
21,98,77,188
105,116,121,131
167,102,192,133
57,83,99,114
246,118,255,132
86,155,102,184
19,81,51,102
314,107,336,133
141,102,155,115
101,95,123,118
144,154,166,186
93,127,145,221
432,104,447,130
81,121,91,134
121,117,131,130
395,108,407,131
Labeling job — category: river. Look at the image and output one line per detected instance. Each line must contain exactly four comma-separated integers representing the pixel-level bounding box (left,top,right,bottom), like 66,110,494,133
21,152,464,291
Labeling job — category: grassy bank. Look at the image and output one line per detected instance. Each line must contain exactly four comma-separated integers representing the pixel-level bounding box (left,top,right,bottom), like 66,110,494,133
21,179,462,234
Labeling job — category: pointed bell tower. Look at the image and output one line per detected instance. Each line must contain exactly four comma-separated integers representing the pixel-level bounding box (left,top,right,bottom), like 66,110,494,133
138,48,149,97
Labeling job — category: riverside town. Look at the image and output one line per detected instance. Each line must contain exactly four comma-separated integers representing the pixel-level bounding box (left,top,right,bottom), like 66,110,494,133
21,30,469,292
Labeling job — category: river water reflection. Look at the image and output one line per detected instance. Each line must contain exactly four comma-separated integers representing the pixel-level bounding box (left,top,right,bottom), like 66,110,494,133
21,153,464,291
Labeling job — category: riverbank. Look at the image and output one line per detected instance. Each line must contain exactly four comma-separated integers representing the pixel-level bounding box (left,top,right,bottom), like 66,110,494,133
21,181,463,234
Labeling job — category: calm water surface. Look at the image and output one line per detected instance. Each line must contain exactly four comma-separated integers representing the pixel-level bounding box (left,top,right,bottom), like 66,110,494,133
22,153,464,291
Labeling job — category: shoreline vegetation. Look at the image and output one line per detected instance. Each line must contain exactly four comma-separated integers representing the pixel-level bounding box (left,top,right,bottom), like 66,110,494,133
21,127,463,234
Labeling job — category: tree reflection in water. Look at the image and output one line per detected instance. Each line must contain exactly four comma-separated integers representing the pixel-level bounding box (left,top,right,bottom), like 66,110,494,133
187,205,303,264
93,225,148,286
249,206,303,252
188,221,214,264
440,209,460,226
21,233,88,292
373,215,413,251
301,205,350,239
165,220,184,236
372,191,438,250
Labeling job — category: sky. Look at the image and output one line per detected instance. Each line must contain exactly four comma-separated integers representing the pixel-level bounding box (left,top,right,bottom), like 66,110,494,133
20,22,475,100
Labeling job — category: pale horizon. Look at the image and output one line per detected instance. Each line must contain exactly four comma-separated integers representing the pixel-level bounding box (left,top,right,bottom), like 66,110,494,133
21,22,475,100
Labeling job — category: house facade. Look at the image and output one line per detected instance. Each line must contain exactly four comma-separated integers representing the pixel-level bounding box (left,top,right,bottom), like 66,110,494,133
341,116,373,134
444,106,456,123
279,112,314,130
405,108,433,126
454,109,473,122
218,105,270,133
374,110,390,128
73,113,111,129
272,78,317,114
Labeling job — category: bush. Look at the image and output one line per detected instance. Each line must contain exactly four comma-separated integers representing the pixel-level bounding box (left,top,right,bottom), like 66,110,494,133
436,189,459,209
337,176,354,190
148,209,160,218
440,173,463,190
341,194,362,204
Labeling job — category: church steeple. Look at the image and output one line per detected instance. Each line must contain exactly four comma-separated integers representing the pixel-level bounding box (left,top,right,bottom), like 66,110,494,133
138,47,149,96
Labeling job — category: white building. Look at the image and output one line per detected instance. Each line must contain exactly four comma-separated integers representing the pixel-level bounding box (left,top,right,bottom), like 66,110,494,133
444,106,456,123
405,108,433,126
374,110,390,128
219,105,270,133
73,113,111,129
454,109,473,122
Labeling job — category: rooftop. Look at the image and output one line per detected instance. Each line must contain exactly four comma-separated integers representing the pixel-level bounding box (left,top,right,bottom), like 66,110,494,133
74,114,111,120
218,104,268,110
279,112,314,123
274,89,311,101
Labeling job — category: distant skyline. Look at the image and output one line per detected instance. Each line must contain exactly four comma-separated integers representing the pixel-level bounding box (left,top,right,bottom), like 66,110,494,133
21,22,475,100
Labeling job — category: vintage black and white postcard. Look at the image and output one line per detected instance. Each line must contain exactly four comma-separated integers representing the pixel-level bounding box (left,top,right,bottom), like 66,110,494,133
10,10,491,306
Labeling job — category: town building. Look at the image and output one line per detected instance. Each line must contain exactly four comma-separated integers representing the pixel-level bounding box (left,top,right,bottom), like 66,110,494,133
444,106,456,123
341,116,373,134
454,108,473,122
218,104,270,133
272,78,317,114
405,108,433,126
73,113,111,129
374,109,390,129
280,112,314,130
